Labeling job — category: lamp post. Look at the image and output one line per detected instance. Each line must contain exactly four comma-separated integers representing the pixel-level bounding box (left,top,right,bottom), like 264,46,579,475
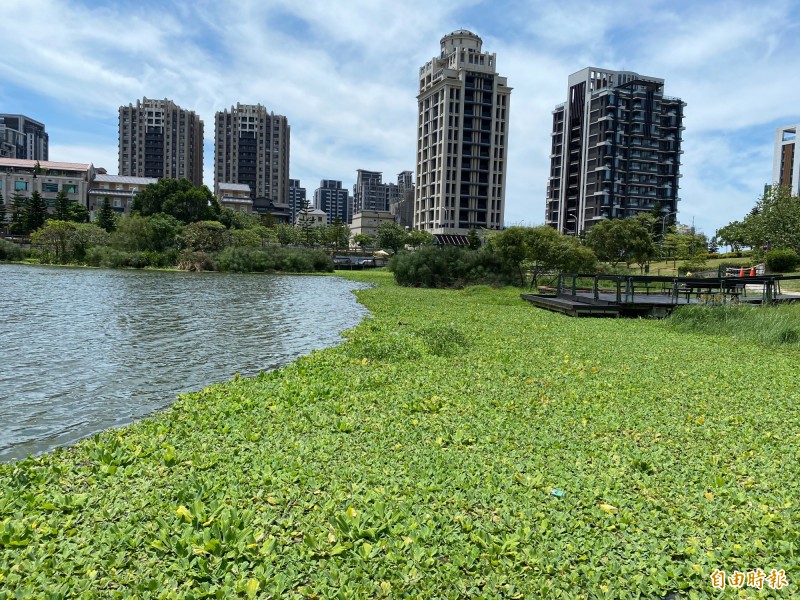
660,210,677,242
566,210,578,236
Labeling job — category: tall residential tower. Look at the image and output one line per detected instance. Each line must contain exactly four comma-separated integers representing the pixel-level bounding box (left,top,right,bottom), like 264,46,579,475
415,30,511,234
118,98,204,185
314,180,350,224
214,103,290,204
546,68,685,234
0,115,48,160
773,124,800,195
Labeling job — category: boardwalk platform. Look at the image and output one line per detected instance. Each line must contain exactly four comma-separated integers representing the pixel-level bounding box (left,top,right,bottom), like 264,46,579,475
522,274,800,318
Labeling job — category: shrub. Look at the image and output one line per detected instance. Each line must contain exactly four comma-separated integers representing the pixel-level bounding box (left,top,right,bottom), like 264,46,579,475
390,246,515,288
85,246,129,268
215,246,276,272
0,238,25,261
765,249,800,273
85,247,178,269
177,250,215,272
215,247,333,274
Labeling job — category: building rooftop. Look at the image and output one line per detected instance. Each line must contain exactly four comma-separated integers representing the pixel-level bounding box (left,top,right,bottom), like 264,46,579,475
93,174,157,185
218,182,251,192
0,158,91,171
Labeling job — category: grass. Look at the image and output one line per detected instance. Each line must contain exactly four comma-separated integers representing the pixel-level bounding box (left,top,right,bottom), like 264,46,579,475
668,303,800,346
2,270,799,597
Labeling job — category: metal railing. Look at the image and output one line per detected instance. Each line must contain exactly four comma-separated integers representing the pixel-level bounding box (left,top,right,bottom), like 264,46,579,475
555,273,795,305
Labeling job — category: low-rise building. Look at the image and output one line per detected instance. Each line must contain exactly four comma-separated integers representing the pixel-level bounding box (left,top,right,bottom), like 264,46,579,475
88,174,157,214
217,182,253,213
0,158,94,211
297,207,328,228
350,210,396,240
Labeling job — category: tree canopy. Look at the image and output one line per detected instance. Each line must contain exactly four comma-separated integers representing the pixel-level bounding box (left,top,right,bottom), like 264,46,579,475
585,218,656,268
487,225,597,287
376,222,408,253
132,179,221,224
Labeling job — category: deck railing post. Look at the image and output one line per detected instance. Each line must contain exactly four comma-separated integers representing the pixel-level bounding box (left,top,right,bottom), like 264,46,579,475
571,275,577,296
557,273,563,295
594,276,599,301
616,278,622,304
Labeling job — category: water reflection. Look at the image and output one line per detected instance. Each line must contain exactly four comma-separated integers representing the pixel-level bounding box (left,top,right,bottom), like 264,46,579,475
0,266,368,461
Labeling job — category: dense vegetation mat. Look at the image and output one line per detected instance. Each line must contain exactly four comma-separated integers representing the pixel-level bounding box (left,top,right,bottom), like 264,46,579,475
2,271,798,598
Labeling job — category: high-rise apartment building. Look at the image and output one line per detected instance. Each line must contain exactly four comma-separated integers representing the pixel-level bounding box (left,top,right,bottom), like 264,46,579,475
118,98,204,185
214,103,290,205
391,171,415,229
773,124,800,195
0,115,48,160
397,170,414,194
314,180,350,224
288,179,306,224
415,30,511,234
546,68,685,234
353,169,397,213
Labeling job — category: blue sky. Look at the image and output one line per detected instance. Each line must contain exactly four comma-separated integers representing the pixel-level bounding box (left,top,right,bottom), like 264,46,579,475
2,0,799,237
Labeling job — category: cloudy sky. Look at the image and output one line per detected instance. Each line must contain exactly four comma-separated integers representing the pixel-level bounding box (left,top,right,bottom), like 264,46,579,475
2,0,798,236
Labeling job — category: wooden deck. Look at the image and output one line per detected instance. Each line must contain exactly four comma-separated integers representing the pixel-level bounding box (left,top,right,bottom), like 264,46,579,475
522,274,800,318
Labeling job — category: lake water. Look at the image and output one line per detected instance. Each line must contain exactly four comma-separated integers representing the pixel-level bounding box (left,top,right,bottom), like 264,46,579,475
0,265,369,462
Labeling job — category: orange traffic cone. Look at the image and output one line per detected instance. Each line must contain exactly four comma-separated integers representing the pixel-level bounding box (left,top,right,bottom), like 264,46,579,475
739,267,744,277
750,266,755,277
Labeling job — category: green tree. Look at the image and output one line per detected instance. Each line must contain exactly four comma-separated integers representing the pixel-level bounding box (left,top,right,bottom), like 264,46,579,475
71,223,109,261
9,192,26,234
228,228,263,248
486,225,594,287
376,222,408,253
132,178,220,223
32,220,75,263
585,218,656,269
738,185,800,253
323,217,351,250
275,223,300,246
716,221,747,253
180,221,227,253
68,202,89,223
0,192,6,231
112,213,182,253
408,229,434,249
295,200,317,246
218,207,260,230
31,221,108,263
54,190,72,221
467,228,482,250
24,191,48,233
352,233,373,250
97,197,117,232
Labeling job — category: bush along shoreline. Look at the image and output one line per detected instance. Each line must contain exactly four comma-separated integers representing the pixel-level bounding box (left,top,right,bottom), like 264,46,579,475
2,270,799,596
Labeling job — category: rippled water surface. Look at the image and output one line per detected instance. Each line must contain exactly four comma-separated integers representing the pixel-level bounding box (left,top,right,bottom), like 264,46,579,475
0,265,369,461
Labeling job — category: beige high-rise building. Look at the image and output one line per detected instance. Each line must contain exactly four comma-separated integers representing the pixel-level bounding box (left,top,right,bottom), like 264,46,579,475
214,103,290,206
415,30,511,235
118,98,204,186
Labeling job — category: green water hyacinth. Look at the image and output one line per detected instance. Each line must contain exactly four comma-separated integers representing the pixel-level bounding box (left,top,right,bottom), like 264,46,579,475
1,270,798,597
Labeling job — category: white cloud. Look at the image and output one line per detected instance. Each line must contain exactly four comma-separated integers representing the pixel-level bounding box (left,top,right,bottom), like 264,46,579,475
2,0,799,236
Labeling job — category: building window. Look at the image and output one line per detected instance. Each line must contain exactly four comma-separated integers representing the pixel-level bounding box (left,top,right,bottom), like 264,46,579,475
15,181,28,191
42,183,59,193
64,184,78,194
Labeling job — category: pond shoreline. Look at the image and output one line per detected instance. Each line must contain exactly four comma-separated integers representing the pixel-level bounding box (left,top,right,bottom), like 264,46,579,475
0,265,370,462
